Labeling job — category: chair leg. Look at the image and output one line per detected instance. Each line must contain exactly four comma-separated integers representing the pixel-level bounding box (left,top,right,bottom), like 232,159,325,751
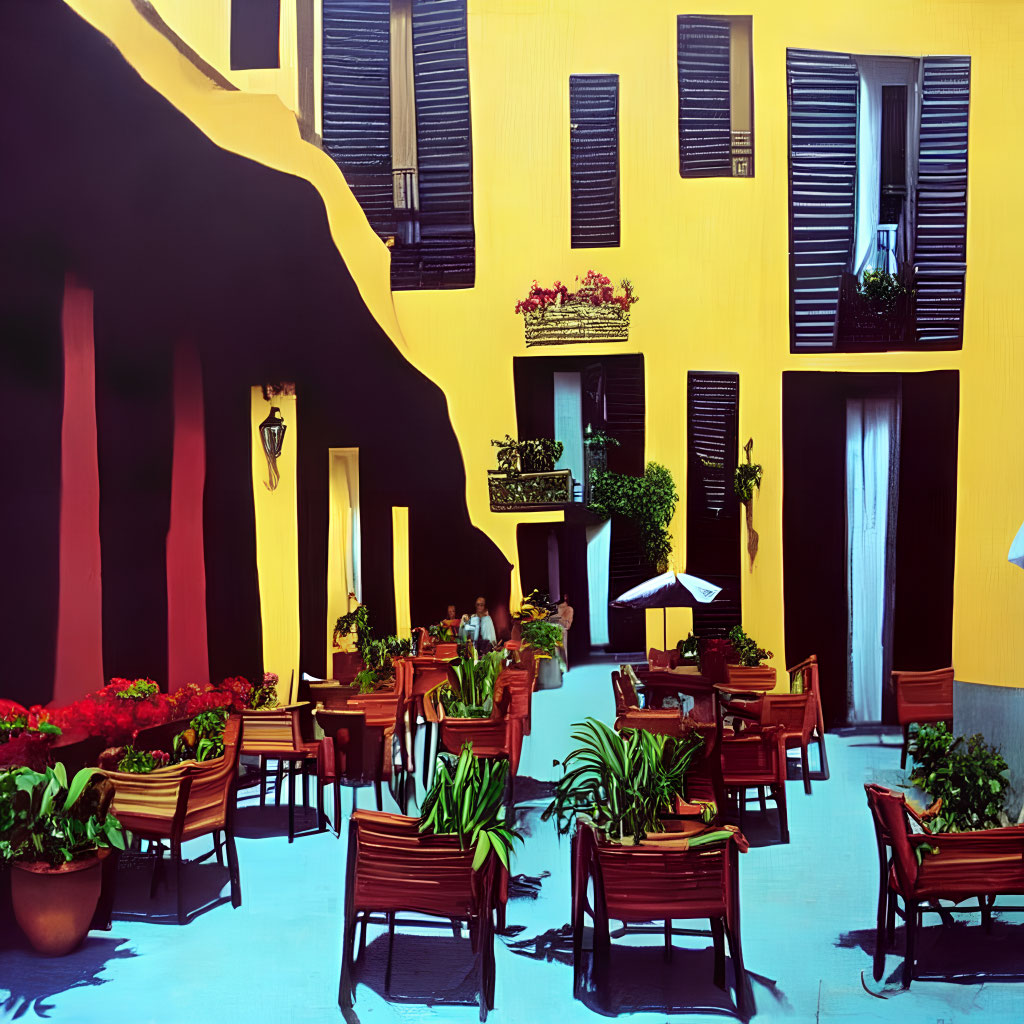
302,762,310,810
358,913,368,960
758,787,767,813
288,761,296,843
900,725,910,771
172,840,185,925
873,872,889,981
800,743,812,795
886,889,897,945
213,830,224,867
259,755,267,806
275,759,284,806
384,912,396,996
663,918,672,962
815,729,830,780
333,779,342,838
90,848,120,931
421,721,433,789
981,894,993,933
339,915,358,1009
451,918,462,940
902,899,918,988
149,841,163,898
225,825,241,909
774,784,790,844
374,779,383,811
725,920,754,1018
317,772,327,833
710,917,726,989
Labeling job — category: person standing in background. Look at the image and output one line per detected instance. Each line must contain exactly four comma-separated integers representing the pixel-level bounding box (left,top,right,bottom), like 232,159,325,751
551,593,574,668
460,595,497,653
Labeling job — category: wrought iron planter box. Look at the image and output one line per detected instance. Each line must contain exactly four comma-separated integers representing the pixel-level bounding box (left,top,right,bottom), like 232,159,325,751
488,470,572,511
523,303,629,346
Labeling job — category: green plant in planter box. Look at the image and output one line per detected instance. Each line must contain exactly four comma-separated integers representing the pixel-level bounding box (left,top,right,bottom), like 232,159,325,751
542,718,711,844
728,625,773,667
908,723,1010,831
117,746,171,773
428,622,456,643
520,619,565,668
437,650,506,718
172,707,228,763
0,763,127,866
677,632,700,661
490,435,564,476
419,744,522,870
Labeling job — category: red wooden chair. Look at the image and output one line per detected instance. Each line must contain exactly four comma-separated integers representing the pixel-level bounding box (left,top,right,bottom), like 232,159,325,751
891,668,954,769
648,647,680,671
339,810,501,1020
104,716,243,924
724,664,777,693
315,708,373,836
720,725,789,843
864,784,1024,987
239,704,323,842
572,820,753,1016
757,693,816,795
787,654,829,780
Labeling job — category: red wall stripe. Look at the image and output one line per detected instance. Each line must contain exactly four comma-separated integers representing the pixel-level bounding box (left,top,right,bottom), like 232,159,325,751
53,274,104,706
166,340,209,692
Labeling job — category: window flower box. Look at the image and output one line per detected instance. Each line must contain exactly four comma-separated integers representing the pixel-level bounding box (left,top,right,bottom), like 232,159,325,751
488,470,572,511
516,272,637,347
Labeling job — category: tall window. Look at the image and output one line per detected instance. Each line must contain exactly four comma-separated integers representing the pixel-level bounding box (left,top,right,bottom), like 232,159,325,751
787,51,970,351
569,75,620,248
677,15,754,178
322,0,474,289
686,373,740,637
230,0,281,70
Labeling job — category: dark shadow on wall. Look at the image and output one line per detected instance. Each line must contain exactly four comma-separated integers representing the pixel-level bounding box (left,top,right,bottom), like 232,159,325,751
0,0,510,705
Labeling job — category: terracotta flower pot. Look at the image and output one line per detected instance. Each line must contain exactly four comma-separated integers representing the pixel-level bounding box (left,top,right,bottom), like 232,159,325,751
432,642,458,660
11,850,107,955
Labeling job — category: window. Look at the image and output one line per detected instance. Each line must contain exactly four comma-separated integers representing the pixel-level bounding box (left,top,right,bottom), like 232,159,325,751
686,373,740,637
677,15,753,178
787,50,970,351
569,75,620,248
230,0,281,70
321,0,474,289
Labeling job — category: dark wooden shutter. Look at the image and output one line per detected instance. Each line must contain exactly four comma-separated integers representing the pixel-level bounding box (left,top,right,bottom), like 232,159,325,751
231,0,281,70
603,355,644,475
321,0,394,237
677,16,731,177
392,0,475,289
686,373,740,637
787,49,859,352
569,75,620,248
913,56,970,347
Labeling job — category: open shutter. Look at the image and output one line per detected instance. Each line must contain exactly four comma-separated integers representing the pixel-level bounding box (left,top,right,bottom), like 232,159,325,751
390,0,475,288
569,75,620,248
321,0,394,237
686,373,740,638
787,49,859,352
913,56,970,347
677,16,732,177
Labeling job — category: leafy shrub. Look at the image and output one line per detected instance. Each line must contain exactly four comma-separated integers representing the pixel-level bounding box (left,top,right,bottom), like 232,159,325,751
173,707,228,763
728,625,773,667
437,651,506,719
117,746,171,773
589,462,678,571
857,269,907,311
909,722,1010,831
490,435,564,476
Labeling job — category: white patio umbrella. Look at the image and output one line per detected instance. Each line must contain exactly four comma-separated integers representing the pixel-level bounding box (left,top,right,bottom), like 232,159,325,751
610,571,722,650
1009,521,1024,569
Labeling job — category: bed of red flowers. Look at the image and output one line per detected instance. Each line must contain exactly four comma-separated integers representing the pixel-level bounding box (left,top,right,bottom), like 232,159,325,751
514,270,638,315
0,675,258,769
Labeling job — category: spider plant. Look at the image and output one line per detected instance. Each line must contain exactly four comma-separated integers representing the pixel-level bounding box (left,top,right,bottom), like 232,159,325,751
542,718,707,844
418,744,522,871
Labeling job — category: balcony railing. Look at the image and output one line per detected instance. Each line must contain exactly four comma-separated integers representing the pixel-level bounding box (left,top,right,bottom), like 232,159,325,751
488,470,573,512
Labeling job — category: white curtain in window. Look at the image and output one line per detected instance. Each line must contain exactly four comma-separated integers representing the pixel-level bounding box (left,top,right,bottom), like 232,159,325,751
586,519,612,647
853,57,918,278
553,372,584,499
846,397,898,723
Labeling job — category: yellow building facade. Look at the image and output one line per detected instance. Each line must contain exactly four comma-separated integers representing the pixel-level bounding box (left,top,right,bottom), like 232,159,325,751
69,0,1024,692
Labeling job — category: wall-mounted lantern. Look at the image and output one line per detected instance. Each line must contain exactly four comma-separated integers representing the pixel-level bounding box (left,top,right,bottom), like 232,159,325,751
259,406,286,491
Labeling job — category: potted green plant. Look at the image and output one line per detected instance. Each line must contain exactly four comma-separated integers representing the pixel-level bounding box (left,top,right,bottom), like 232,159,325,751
419,744,522,870
676,632,700,667
0,763,127,955
727,625,773,667
542,718,716,844
435,651,507,719
908,724,1011,831
427,622,459,660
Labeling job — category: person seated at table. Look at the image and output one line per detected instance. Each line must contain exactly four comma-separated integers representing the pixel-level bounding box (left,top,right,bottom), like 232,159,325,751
442,604,461,638
460,596,497,653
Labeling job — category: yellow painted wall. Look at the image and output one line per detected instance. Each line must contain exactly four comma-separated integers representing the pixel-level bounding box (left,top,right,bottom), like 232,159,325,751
250,388,300,702
68,0,1024,690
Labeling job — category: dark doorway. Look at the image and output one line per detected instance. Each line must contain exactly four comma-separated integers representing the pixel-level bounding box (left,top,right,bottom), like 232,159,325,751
782,371,958,729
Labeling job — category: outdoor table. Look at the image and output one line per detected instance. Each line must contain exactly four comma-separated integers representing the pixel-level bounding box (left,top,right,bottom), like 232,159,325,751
634,666,717,717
